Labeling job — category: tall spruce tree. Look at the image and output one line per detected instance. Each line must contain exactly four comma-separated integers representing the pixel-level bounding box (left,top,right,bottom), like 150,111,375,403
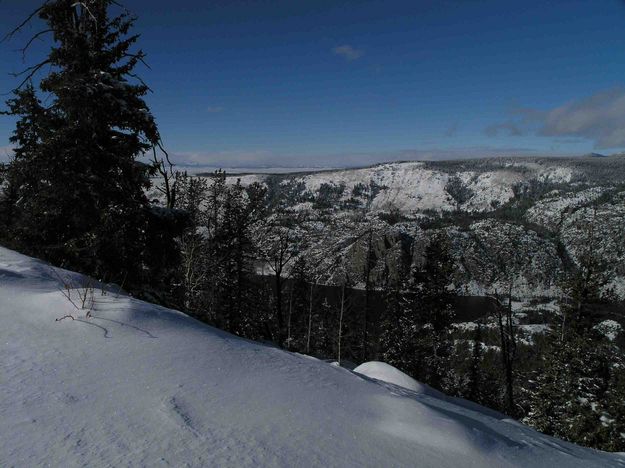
2,1,170,286
466,323,484,403
381,232,456,391
413,233,456,389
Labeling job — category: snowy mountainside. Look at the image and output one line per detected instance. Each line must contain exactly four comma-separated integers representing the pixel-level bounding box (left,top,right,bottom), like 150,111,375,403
145,156,625,341
287,162,523,213
254,162,520,214
248,157,624,301
525,187,607,231
1,247,624,467
213,156,624,215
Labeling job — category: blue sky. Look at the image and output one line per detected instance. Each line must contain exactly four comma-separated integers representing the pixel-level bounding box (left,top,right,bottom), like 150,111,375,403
2,0,625,167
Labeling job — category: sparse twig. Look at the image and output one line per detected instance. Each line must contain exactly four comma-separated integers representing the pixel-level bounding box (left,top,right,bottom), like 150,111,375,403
10,59,51,90
1,4,49,44
16,29,53,61
55,314,75,322
49,267,80,310
77,277,95,310
114,271,128,299
49,267,97,320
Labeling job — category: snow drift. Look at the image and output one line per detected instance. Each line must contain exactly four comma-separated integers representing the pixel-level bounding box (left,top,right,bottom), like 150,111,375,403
1,247,623,467
353,361,443,397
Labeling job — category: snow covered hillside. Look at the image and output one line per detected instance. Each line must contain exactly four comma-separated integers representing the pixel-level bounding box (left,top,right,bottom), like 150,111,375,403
287,162,522,213
1,247,623,467
203,156,625,216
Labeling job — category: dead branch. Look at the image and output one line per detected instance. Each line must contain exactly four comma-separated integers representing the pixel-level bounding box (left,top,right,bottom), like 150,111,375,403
10,59,51,90
55,314,75,322
77,277,94,310
17,29,53,61
151,144,177,209
1,4,49,44
127,72,153,92
49,267,80,310
123,52,151,70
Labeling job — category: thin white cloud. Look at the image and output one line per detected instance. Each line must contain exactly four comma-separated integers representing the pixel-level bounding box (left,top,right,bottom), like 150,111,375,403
486,88,625,149
332,45,364,61
539,88,625,148
206,106,223,113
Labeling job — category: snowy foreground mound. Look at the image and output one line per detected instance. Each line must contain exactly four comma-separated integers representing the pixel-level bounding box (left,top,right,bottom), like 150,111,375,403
1,247,623,467
353,361,444,397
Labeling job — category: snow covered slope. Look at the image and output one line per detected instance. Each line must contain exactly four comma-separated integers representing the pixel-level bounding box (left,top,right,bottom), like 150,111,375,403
210,157,625,215
296,162,523,212
1,247,623,467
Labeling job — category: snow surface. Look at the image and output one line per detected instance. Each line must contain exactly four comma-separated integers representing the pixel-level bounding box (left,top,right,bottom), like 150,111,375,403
1,247,624,467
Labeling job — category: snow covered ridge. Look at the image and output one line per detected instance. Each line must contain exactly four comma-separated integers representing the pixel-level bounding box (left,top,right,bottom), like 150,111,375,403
2,247,624,467
203,156,625,215
219,161,522,214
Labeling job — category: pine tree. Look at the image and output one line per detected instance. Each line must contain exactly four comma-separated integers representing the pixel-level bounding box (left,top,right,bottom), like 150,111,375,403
413,233,456,389
259,213,301,346
380,242,413,374
381,232,456,391
361,226,376,361
467,323,484,403
2,1,170,287
204,179,266,335
286,255,311,351
176,173,210,314
525,331,623,450
0,84,53,239
603,364,625,451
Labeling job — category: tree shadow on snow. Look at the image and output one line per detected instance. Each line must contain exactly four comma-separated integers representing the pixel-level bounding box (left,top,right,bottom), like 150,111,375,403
75,318,110,339
90,315,157,339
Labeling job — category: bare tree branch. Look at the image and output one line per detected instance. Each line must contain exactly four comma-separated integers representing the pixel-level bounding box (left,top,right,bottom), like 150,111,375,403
127,72,152,93
1,4,48,44
151,144,177,209
9,59,51,90
17,28,53,61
